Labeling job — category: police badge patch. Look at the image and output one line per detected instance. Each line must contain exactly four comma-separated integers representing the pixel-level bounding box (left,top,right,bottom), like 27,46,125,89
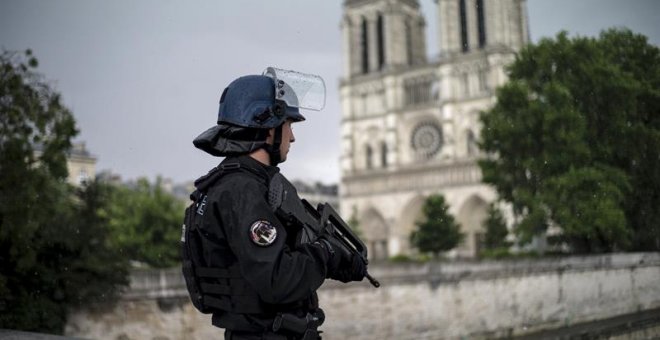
249,220,277,246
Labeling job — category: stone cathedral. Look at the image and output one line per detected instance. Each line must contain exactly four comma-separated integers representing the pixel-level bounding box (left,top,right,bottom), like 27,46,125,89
339,0,529,259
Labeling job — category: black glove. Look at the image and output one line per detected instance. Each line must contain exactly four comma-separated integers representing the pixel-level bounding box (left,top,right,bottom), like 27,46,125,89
317,236,366,283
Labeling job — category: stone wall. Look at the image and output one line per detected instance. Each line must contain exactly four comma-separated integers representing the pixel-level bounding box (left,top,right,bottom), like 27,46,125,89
65,253,660,340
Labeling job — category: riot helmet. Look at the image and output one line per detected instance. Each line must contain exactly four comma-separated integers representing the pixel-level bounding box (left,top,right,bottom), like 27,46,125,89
194,67,325,165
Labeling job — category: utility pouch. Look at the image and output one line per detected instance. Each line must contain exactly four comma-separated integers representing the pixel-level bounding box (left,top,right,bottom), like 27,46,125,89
181,191,213,313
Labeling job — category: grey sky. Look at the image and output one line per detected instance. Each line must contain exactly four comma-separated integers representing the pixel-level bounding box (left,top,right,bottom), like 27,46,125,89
1,0,658,185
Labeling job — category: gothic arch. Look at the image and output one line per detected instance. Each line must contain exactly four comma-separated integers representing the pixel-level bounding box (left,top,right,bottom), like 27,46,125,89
360,207,390,261
397,195,427,255
357,127,381,170
456,194,489,257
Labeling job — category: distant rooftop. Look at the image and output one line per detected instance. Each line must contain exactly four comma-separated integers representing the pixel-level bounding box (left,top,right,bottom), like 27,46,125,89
291,180,338,196
32,142,96,160
67,142,95,160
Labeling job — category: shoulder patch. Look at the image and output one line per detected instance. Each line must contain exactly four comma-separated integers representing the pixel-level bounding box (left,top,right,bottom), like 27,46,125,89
249,220,277,246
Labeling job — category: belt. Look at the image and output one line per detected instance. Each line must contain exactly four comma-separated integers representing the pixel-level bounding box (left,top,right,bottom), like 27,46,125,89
272,310,325,340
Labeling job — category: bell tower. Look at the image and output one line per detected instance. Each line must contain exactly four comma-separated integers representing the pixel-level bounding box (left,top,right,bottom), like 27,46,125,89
341,0,427,78
437,0,529,56
339,0,529,260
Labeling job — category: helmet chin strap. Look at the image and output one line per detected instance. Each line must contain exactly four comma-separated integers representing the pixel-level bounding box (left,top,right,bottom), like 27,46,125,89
265,124,283,166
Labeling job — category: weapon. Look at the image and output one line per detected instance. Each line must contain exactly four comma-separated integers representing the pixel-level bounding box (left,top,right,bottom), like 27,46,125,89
268,173,380,288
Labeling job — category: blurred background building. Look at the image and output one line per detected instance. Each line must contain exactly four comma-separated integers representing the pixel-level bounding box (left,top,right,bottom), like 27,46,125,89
35,141,97,186
291,180,339,209
340,0,528,260
65,142,96,186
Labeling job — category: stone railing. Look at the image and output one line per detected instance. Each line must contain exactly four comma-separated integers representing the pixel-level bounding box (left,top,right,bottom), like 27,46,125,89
319,252,660,339
123,252,660,298
68,253,660,340
342,159,482,197
123,267,187,300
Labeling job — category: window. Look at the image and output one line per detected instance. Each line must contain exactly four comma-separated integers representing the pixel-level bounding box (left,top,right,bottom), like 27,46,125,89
355,92,368,116
366,145,373,169
476,0,486,48
377,14,385,70
381,142,388,168
467,130,477,156
461,73,470,96
478,69,489,92
404,78,436,106
411,122,443,159
78,168,89,185
361,17,369,74
459,0,469,52
405,19,413,65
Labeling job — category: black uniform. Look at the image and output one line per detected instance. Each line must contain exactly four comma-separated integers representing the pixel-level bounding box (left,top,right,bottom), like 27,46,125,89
195,155,331,339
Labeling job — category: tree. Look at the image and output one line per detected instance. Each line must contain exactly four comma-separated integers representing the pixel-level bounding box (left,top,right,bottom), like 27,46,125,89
479,29,660,252
0,50,129,333
483,203,510,250
347,205,363,238
106,177,185,268
410,194,463,257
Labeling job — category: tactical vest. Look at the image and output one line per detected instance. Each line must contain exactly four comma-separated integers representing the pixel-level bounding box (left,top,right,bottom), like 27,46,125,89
181,162,312,315
181,163,266,314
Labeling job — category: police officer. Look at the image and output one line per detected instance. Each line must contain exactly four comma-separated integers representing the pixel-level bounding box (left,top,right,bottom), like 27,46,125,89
188,68,366,340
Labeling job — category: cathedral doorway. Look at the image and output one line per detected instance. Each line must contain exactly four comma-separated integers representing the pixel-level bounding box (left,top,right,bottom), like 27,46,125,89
361,207,389,261
397,195,427,256
456,195,489,258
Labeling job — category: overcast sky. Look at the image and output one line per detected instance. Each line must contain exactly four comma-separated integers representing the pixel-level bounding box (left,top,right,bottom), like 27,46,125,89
1,0,658,185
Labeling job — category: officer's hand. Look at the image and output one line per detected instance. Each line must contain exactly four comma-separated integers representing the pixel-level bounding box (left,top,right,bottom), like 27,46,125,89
317,236,366,283
336,252,366,283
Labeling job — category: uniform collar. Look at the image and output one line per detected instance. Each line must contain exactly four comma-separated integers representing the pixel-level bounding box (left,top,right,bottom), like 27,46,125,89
227,155,280,180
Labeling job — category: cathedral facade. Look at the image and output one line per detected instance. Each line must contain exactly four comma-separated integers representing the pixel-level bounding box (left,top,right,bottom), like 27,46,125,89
339,0,529,259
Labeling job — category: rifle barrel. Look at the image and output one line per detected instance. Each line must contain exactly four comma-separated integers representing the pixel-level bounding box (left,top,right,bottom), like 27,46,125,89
366,273,380,288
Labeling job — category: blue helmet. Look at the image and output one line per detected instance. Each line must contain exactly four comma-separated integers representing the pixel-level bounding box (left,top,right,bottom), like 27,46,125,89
194,68,325,161
217,75,305,128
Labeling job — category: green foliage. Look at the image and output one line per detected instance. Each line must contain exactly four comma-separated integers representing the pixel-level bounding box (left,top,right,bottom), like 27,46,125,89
480,249,543,260
106,177,185,268
347,205,363,238
483,203,510,250
388,254,413,263
410,194,464,257
544,166,631,252
480,29,660,252
0,50,129,333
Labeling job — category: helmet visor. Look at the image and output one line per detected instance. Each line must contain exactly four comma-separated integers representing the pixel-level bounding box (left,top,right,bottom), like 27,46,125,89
263,67,326,111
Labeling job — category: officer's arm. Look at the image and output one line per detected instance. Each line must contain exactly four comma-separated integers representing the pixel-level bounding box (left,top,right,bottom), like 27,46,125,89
216,179,331,305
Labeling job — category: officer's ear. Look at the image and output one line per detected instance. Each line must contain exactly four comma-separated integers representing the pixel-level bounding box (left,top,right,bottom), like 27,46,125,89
265,128,276,145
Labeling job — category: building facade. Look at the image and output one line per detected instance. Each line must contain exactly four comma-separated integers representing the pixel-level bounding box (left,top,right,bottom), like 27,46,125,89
339,0,529,259
292,180,340,209
66,142,97,186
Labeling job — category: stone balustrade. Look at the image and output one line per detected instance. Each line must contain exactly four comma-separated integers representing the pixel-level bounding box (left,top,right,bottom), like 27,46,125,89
66,252,660,339
343,159,482,197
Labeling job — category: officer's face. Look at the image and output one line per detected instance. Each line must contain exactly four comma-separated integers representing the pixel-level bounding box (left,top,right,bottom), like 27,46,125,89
279,120,295,162
268,120,296,163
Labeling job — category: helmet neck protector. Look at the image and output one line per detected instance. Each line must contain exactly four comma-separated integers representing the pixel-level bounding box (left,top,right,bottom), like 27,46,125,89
264,124,284,166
